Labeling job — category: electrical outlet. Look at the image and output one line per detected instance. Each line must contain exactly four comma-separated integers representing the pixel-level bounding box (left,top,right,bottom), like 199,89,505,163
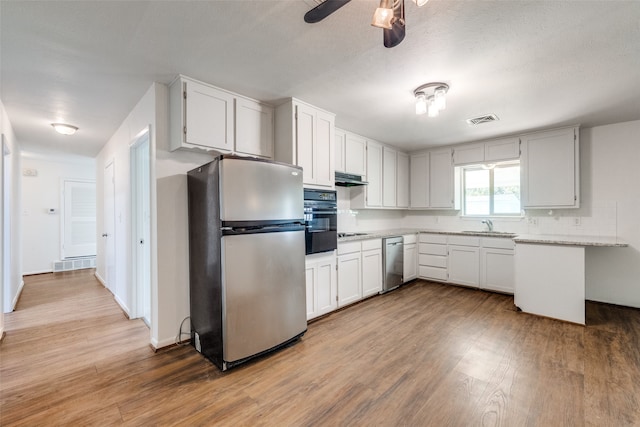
573,217,581,226
527,217,538,226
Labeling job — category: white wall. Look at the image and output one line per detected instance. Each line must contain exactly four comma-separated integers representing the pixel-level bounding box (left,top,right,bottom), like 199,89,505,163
342,120,640,308
21,154,95,274
1,100,23,317
96,82,214,349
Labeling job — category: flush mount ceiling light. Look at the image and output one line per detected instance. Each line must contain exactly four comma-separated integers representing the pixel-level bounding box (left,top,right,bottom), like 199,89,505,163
51,123,78,135
304,0,429,48
414,82,449,117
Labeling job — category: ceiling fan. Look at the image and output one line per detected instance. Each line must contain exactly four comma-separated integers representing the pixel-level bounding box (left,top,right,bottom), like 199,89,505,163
304,0,426,48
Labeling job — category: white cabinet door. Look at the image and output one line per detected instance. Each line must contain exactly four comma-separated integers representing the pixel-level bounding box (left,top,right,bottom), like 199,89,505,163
345,133,367,176
481,248,514,294
396,152,409,208
403,243,417,282
429,148,454,208
521,126,579,208
338,252,362,307
362,249,382,297
383,147,397,207
296,103,316,185
306,254,338,320
448,245,480,287
305,262,316,319
316,255,338,316
485,137,520,162
365,141,383,207
410,152,429,208
453,143,485,165
315,110,335,187
235,98,273,158
184,78,235,151
335,129,346,173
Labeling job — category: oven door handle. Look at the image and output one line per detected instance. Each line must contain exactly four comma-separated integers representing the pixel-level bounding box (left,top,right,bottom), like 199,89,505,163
308,209,337,215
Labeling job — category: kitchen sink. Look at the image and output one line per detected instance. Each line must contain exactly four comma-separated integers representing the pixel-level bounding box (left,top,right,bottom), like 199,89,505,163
461,231,517,237
338,232,369,238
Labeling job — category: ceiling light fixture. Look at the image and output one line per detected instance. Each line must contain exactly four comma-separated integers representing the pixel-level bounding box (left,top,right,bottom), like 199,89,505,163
371,0,396,30
413,0,429,6
414,82,449,117
51,123,78,135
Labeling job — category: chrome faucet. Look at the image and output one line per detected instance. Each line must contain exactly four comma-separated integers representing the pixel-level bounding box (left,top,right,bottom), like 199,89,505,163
482,219,493,232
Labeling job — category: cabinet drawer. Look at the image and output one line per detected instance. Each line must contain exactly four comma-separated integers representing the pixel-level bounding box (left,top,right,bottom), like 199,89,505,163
419,233,447,244
482,237,515,250
403,234,417,244
361,238,382,251
338,241,361,255
419,266,448,281
419,243,448,256
419,254,447,268
448,235,480,247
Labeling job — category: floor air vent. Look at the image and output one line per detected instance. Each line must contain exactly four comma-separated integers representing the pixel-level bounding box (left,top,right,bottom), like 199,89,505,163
466,114,499,125
53,256,96,273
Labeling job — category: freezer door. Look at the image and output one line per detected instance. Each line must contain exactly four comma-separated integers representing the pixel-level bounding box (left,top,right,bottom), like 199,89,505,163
221,230,306,363
219,157,303,221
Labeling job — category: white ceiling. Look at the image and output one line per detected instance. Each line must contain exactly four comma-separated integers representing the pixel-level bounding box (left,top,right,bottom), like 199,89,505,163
2,1,640,158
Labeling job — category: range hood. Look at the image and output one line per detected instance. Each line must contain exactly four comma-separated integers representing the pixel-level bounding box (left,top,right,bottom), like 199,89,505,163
335,172,368,187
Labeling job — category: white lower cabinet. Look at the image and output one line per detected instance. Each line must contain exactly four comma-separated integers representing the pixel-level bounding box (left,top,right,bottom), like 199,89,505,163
337,242,362,307
418,233,448,281
418,232,514,293
403,234,417,282
480,238,515,293
447,235,480,287
361,239,382,297
338,239,383,307
305,252,337,321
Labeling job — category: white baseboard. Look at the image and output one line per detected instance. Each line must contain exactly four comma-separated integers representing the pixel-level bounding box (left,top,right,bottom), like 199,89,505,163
94,271,107,287
114,294,130,318
151,336,180,350
22,269,53,276
11,280,24,311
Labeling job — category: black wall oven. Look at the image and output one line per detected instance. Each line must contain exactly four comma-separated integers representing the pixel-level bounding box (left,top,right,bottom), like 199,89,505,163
303,189,337,255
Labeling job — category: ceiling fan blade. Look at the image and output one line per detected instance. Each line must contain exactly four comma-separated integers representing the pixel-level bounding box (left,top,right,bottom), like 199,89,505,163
304,0,351,23
383,21,406,48
383,0,406,48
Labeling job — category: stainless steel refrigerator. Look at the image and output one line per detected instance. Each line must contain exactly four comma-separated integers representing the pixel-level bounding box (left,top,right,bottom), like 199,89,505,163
187,155,306,371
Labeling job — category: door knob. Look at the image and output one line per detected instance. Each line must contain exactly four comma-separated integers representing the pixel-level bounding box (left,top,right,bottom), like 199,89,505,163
102,233,108,237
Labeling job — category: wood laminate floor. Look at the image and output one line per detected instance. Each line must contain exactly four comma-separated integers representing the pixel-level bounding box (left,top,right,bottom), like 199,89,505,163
1,270,640,426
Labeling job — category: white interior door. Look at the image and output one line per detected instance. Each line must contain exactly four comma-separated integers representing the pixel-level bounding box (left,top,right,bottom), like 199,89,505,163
104,162,116,293
130,130,151,324
62,180,96,259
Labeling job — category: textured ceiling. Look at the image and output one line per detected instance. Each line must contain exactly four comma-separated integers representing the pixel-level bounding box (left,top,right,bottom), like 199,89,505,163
2,1,640,158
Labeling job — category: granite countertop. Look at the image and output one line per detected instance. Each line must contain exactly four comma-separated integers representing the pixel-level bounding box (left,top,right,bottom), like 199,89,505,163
338,229,627,247
512,234,628,247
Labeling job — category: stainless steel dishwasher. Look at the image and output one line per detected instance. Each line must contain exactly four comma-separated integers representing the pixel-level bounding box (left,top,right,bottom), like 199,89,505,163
382,236,404,293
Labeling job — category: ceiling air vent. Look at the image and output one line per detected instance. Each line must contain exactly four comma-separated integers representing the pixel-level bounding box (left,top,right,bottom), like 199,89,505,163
466,114,499,125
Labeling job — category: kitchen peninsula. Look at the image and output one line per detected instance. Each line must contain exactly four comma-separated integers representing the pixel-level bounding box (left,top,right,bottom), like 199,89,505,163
513,234,627,325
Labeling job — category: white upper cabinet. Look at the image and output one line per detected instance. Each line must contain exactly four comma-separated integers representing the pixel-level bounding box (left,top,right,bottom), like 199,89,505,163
335,129,346,173
453,143,485,165
520,126,579,209
344,133,367,176
396,152,409,208
364,140,383,207
274,98,335,188
169,75,274,158
383,147,397,207
429,148,455,209
485,137,520,162
453,137,519,165
235,97,274,158
410,148,455,209
410,152,429,208
170,76,234,152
